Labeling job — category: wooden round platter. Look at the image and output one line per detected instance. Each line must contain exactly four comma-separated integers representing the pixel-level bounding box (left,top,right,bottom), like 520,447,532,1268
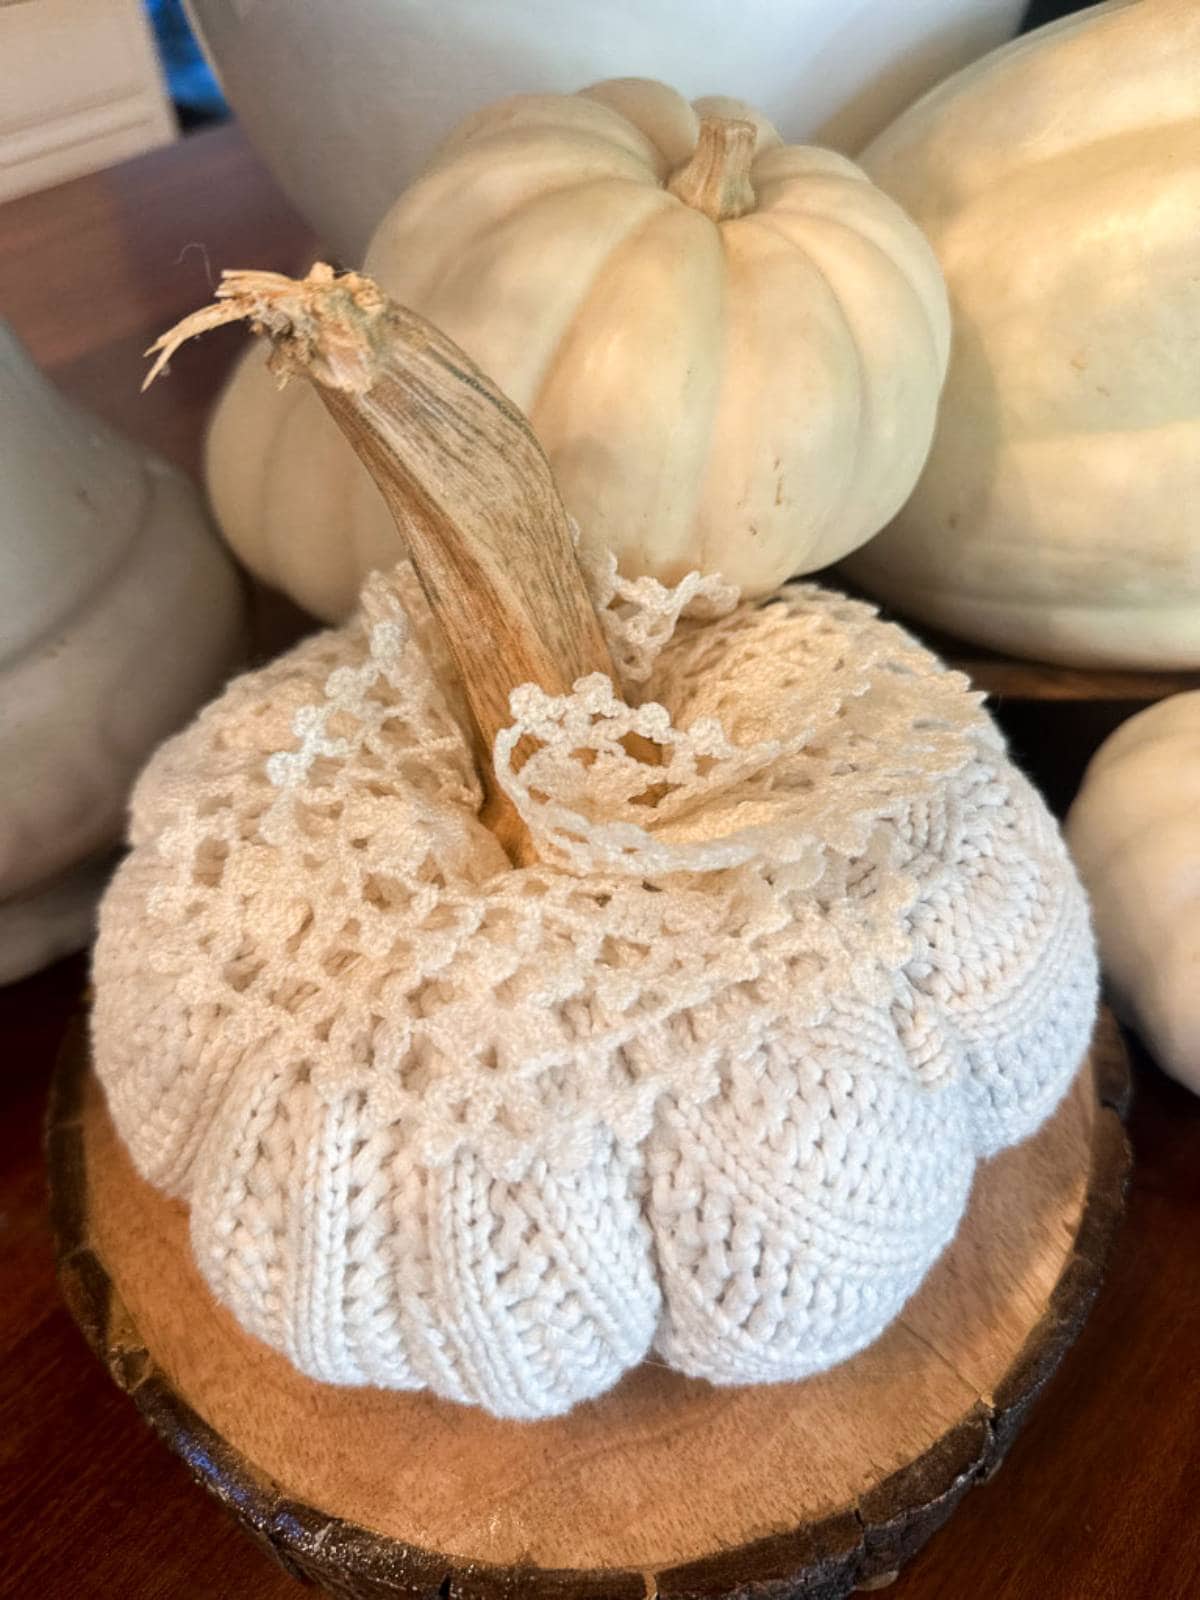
942,646,1200,705
48,1014,1131,1600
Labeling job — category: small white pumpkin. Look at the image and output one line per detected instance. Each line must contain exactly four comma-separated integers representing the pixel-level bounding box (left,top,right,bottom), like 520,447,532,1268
845,0,1200,668
206,78,950,621
0,324,245,983
1066,692,1200,1093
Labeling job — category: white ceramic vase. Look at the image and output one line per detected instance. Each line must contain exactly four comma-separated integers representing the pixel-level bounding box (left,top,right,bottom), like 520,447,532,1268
0,325,246,983
187,0,1028,263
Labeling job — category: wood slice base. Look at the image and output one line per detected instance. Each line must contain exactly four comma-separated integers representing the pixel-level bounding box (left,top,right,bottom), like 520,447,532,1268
49,1017,1131,1600
942,651,1200,705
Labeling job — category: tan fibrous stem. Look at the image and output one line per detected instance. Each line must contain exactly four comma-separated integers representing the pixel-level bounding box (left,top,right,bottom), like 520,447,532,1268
147,264,623,868
144,263,390,393
666,115,758,223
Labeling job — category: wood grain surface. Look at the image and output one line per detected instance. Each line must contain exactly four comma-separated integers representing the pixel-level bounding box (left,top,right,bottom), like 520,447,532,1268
2,126,1200,1600
45,1021,1127,1598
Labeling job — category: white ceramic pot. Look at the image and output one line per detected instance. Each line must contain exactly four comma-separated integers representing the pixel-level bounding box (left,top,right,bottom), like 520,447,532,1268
0,325,246,983
187,0,1027,263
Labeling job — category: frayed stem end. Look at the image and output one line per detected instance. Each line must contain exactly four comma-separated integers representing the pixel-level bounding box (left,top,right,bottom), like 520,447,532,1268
143,262,388,392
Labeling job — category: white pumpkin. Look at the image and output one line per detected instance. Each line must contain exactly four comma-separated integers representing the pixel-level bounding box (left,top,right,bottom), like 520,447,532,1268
845,0,1200,669
0,324,245,983
1066,692,1200,1094
206,78,950,621
96,264,1097,1417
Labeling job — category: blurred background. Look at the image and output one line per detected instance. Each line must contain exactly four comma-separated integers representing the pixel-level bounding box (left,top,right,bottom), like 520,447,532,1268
0,0,1097,208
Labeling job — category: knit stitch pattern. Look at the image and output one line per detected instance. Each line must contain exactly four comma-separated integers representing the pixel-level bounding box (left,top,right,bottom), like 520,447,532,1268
92,564,1097,1419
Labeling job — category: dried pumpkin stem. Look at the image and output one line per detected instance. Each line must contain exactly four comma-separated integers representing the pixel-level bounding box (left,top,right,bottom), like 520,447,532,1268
146,264,622,868
667,115,758,223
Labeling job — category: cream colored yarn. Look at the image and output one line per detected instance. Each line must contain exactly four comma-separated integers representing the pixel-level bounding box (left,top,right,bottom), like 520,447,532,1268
92,560,1097,1419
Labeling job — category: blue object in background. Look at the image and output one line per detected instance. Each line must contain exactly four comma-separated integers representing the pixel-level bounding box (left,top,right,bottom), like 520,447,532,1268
147,0,228,126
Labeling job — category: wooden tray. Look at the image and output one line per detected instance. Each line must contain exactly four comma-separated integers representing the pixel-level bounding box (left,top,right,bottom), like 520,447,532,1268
48,1015,1131,1599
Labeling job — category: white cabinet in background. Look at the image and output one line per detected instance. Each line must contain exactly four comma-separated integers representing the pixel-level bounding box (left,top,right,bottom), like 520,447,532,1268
0,0,176,201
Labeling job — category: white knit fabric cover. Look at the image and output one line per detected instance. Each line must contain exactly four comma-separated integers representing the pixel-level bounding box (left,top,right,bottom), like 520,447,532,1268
92,561,1097,1419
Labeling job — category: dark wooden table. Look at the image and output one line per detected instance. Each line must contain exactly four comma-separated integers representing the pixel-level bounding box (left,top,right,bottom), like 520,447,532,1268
1,126,1199,1600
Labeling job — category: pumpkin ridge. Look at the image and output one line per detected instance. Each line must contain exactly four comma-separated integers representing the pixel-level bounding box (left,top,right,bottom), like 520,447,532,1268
579,77,698,174
528,200,726,576
433,92,665,175
437,178,675,416
370,133,663,296
755,201,948,375
737,211,867,564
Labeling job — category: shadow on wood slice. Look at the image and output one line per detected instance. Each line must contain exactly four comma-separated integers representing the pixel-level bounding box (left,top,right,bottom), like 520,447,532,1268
942,653,1200,705
48,1014,1131,1600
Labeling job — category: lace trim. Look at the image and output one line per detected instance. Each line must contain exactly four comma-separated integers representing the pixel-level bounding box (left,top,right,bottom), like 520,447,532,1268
117,564,996,1178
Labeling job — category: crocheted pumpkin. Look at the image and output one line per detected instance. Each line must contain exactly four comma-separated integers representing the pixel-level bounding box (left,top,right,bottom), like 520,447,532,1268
93,270,1097,1420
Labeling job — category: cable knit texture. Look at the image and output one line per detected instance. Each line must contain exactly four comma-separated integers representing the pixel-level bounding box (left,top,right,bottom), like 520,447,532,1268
92,561,1097,1419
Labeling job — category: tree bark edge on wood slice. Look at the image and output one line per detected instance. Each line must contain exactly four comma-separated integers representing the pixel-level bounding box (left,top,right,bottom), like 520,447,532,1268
47,1013,1132,1600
